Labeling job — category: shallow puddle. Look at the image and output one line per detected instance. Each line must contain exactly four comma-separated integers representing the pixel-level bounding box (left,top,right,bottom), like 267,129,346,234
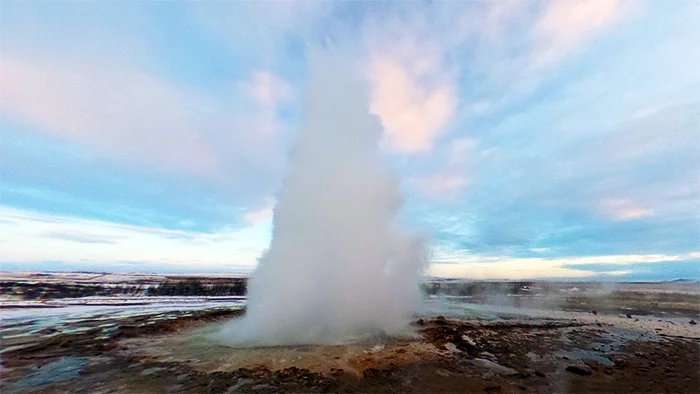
4,356,88,392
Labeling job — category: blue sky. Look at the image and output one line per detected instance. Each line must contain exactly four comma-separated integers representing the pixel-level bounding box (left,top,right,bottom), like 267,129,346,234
1,1,698,280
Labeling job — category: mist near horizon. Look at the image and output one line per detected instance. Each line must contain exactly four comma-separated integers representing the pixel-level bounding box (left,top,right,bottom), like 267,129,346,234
211,53,426,346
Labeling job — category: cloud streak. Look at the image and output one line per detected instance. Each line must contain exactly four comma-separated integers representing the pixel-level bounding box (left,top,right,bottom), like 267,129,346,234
369,55,456,153
429,251,699,280
0,52,296,192
532,0,630,67
0,206,270,269
0,55,218,175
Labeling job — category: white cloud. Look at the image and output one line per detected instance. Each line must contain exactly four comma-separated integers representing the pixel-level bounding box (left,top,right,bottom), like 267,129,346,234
2,205,695,277
243,198,275,225
0,206,270,269
0,55,219,175
412,137,475,200
532,0,630,66
362,0,634,155
412,174,468,200
429,251,695,279
598,198,655,221
190,1,330,60
429,259,594,279
240,70,295,137
367,40,456,153
0,54,295,186
247,71,293,110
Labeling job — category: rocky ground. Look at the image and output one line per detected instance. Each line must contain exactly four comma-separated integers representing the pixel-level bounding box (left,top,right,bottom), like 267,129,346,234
0,274,700,394
2,305,698,393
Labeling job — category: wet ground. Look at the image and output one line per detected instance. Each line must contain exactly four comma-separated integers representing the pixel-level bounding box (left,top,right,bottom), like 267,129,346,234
1,284,699,393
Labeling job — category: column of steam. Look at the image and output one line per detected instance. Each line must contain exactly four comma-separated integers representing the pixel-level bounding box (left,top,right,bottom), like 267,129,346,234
213,52,426,346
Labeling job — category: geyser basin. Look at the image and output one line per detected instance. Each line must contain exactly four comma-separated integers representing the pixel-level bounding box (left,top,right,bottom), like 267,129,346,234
4,282,699,393
111,303,700,394
121,318,435,376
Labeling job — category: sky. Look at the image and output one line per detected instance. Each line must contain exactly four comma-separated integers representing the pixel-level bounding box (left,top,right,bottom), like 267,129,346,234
1,0,698,280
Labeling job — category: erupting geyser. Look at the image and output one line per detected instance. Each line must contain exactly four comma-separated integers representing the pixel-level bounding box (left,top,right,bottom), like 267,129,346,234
214,53,426,346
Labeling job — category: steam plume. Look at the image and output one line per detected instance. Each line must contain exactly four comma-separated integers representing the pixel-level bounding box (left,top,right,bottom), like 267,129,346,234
214,53,425,345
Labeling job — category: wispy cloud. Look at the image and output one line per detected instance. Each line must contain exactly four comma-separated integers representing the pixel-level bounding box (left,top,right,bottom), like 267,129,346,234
531,0,631,67
0,205,270,269
247,71,293,110
243,198,275,226
429,251,699,280
411,138,475,200
363,8,459,154
42,231,121,245
598,198,654,221
0,55,218,175
0,53,296,189
369,54,456,153
412,174,468,201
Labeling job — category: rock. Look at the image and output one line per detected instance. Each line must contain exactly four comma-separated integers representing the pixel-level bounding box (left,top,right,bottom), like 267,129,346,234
436,369,451,377
461,334,477,346
516,371,532,378
226,378,253,393
329,368,344,376
363,368,387,379
416,318,425,326
479,351,497,361
565,365,593,376
689,320,697,325
583,360,599,370
251,384,275,391
591,310,598,315
444,343,462,353
471,358,519,376
626,314,633,319
369,344,385,353
140,367,163,376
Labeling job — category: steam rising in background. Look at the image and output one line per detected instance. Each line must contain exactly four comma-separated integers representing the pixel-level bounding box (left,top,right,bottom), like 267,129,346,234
213,52,426,345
